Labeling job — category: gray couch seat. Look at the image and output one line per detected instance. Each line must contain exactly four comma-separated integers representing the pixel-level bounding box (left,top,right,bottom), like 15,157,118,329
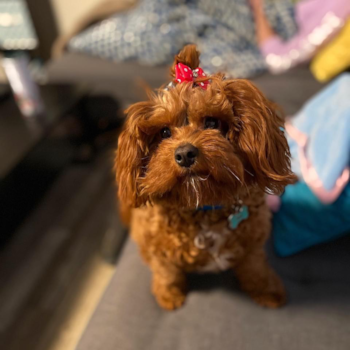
77,236,350,350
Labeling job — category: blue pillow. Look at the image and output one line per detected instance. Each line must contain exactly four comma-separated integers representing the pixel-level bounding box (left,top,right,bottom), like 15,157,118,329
273,181,350,257
286,74,350,202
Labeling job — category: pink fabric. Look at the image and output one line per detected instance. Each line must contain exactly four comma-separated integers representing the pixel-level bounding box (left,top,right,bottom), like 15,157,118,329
260,0,350,73
266,195,281,212
285,122,350,204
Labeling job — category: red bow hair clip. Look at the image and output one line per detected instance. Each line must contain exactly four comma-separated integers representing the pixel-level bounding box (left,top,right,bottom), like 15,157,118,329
174,63,210,90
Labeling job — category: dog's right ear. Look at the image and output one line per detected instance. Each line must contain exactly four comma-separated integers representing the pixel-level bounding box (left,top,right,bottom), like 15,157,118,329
115,101,153,212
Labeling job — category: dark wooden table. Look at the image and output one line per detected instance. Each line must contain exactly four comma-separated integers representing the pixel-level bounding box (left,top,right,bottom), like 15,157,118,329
0,83,87,246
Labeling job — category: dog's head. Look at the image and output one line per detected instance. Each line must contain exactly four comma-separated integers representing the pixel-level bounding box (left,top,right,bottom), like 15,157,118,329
116,45,296,209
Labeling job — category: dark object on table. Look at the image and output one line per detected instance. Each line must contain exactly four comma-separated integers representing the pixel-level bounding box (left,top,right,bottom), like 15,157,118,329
0,1,42,117
0,84,86,246
66,95,124,162
0,0,37,50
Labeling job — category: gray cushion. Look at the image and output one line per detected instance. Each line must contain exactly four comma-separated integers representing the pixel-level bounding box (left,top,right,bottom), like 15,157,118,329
77,236,350,350
47,54,323,114
47,53,169,103
252,64,324,115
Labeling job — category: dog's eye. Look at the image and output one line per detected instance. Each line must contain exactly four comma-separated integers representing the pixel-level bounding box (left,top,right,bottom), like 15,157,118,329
160,127,171,139
204,117,220,129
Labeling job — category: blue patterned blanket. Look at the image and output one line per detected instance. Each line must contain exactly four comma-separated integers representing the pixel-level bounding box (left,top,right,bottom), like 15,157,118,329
68,0,297,78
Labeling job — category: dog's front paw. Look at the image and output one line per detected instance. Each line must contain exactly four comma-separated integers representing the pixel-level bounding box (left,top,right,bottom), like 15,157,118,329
239,270,287,308
235,250,287,309
153,285,186,311
249,287,287,309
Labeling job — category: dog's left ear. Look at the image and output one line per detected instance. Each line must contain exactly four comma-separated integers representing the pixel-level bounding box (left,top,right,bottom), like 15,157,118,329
224,79,297,195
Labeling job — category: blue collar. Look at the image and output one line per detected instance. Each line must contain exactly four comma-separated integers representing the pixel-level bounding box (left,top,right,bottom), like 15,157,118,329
197,205,223,212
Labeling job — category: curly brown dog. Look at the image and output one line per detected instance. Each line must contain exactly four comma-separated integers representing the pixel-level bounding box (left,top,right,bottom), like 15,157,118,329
115,45,296,310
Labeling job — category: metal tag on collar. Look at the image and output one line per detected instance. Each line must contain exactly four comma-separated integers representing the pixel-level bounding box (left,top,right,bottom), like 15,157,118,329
228,205,249,229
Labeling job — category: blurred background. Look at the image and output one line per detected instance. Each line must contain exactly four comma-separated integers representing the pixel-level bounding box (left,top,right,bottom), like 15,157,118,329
0,1,349,350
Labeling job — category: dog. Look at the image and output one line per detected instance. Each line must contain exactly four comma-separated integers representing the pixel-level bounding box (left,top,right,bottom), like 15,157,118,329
115,45,296,310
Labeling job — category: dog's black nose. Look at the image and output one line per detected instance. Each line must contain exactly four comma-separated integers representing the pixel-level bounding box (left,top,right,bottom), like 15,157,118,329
175,144,199,168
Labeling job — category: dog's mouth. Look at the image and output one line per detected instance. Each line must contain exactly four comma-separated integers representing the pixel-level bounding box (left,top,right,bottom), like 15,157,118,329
141,169,244,209
139,150,245,209
178,160,244,185
177,167,210,180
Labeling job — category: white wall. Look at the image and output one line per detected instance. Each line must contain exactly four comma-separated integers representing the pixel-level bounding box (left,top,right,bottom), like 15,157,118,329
50,0,106,34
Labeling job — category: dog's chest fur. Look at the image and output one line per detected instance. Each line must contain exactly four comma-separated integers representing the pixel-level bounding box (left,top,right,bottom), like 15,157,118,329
130,190,270,273
193,223,241,272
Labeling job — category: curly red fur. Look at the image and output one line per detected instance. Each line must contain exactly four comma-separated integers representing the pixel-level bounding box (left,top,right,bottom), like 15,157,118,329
115,45,296,310
170,44,200,77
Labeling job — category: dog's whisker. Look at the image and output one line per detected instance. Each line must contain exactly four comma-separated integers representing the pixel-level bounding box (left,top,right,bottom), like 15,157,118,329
197,176,209,181
265,187,275,195
190,177,200,208
195,172,210,181
224,165,242,184
244,169,254,177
